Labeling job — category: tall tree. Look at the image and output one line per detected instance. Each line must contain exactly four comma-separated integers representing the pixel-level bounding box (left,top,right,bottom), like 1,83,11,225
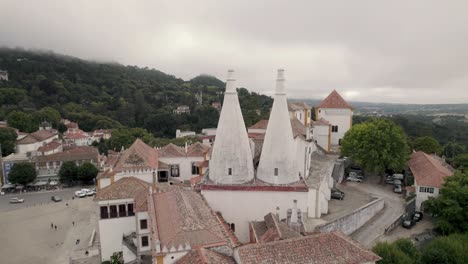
7,111,38,133
58,161,78,184
413,136,442,155
341,118,410,178
443,142,466,160
8,162,36,185
77,162,99,183
0,127,17,156
425,171,468,234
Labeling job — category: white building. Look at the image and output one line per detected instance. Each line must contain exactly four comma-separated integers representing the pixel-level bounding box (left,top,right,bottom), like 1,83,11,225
408,151,454,211
0,70,8,81
95,177,239,263
175,129,196,138
16,129,59,155
314,90,353,151
288,102,311,127
173,105,190,115
201,70,335,243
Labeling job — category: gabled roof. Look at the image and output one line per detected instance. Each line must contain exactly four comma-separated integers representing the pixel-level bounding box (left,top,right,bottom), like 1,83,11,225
317,90,352,109
158,143,186,158
17,129,56,144
235,231,381,264
251,213,301,243
152,187,240,250
37,140,62,152
113,139,159,171
186,142,210,157
33,146,98,163
288,102,311,111
94,177,151,212
249,119,269,130
249,118,306,138
176,248,235,264
408,151,454,188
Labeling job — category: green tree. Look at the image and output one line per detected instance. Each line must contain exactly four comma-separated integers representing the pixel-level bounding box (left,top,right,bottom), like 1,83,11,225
7,111,38,133
58,161,78,184
421,234,468,264
425,171,468,234
8,162,36,185
0,127,17,156
57,123,68,134
108,128,155,150
443,142,466,160
413,136,442,155
341,118,410,179
33,107,61,127
394,238,420,262
454,153,468,171
77,162,99,183
372,241,413,264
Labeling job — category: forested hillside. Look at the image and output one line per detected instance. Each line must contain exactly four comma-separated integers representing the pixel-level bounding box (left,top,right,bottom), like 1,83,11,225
0,48,272,137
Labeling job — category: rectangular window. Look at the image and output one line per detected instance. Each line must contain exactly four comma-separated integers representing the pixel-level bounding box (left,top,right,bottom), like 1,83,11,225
100,206,109,219
419,187,435,193
331,125,339,133
274,168,278,176
140,219,148,230
228,168,232,175
141,236,149,247
192,163,200,175
119,204,127,217
109,205,118,218
170,165,180,177
128,203,135,216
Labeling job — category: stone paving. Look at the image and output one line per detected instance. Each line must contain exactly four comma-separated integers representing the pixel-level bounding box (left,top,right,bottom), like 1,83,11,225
0,196,97,264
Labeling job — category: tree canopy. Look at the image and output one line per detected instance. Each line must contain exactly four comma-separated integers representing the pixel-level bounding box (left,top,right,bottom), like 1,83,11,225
77,162,99,183
425,171,468,235
0,127,17,156
58,161,78,184
8,162,36,185
341,118,410,175
413,136,442,155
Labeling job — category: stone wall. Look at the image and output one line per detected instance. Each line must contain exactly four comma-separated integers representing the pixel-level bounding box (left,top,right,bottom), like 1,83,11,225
315,197,384,235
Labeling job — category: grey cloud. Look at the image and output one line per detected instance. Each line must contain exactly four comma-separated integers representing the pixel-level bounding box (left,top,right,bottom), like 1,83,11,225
1,0,468,103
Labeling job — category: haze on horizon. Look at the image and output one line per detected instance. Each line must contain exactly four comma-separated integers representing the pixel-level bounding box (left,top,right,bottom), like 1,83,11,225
1,0,468,104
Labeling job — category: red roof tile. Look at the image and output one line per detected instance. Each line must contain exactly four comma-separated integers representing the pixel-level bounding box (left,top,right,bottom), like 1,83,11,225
33,146,98,163
186,142,210,157
17,129,57,144
113,139,159,171
288,102,311,111
249,118,307,138
158,143,186,158
37,140,62,152
235,231,381,264
94,177,151,212
317,90,352,109
408,151,454,188
249,119,269,129
175,248,235,264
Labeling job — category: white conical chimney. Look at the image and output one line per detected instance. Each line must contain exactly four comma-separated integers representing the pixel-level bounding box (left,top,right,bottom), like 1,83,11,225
208,70,254,184
257,69,298,184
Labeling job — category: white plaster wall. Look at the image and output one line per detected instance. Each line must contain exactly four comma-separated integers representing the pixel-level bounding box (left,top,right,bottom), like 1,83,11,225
164,251,189,264
99,217,136,262
115,172,153,184
209,71,254,184
202,189,309,242
122,243,137,263
247,128,266,134
317,108,352,145
100,178,111,189
159,156,205,182
415,183,439,211
17,142,39,154
312,125,329,151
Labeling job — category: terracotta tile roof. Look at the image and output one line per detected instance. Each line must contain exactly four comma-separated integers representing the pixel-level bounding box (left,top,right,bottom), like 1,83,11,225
175,248,235,264
33,146,98,163
288,102,311,111
186,142,210,157
317,90,352,109
113,139,159,171
64,131,89,139
249,119,269,129
17,129,56,144
94,176,151,212
235,231,381,264
152,187,239,250
96,169,117,179
251,213,301,243
313,118,330,126
158,143,186,158
408,151,454,188
67,122,78,129
201,179,309,192
37,140,62,152
249,118,306,138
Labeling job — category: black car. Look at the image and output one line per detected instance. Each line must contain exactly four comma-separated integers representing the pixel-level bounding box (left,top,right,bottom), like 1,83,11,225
402,219,416,229
331,189,345,200
413,211,423,222
51,196,62,202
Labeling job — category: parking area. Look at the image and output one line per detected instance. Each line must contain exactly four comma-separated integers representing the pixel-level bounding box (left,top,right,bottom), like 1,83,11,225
376,214,434,245
0,196,97,264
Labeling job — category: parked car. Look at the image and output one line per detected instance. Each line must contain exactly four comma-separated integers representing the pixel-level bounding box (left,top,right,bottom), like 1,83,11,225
75,191,86,198
349,165,363,175
9,197,24,203
331,189,345,200
402,219,416,229
392,173,404,180
394,185,402,193
346,176,363,183
413,211,423,222
51,196,62,202
81,189,95,196
393,179,402,186
349,172,364,179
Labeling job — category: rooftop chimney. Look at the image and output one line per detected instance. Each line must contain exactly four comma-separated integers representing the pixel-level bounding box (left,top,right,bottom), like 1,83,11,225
290,200,298,224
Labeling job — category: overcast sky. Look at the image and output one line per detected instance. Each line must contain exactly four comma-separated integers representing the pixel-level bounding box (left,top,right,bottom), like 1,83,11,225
1,0,468,104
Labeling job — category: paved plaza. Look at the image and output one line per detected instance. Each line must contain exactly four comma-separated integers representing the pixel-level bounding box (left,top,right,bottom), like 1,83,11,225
0,192,97,264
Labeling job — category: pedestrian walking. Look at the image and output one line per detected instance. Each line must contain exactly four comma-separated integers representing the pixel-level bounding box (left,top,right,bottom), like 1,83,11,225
51,223,53,228
54,225,57,230
72,221,75,226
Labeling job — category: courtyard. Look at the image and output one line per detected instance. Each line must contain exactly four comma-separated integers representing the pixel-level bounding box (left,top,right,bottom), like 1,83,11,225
0,193,97,264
